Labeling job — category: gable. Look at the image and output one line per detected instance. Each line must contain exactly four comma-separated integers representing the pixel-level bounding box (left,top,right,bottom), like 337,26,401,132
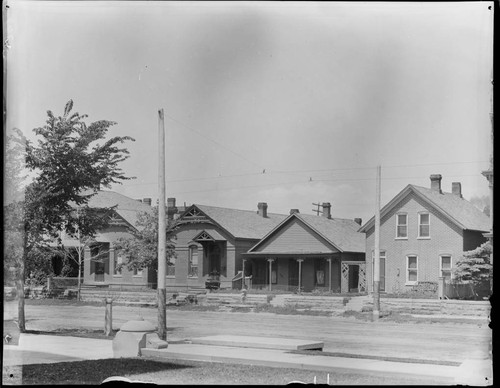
250,218,338,254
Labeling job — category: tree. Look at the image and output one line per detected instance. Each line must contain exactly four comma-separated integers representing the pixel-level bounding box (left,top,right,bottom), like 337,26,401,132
469,195,491,217
453,242,493,297
114,207,178,283
13,100,135,331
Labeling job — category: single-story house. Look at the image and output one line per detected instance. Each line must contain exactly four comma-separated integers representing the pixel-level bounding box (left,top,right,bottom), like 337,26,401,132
168,202,287,291
58,191,181,289
358,174,491,294
170,202,366,293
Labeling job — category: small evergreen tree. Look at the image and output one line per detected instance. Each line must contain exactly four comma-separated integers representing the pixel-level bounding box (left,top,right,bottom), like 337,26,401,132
453,242,493,296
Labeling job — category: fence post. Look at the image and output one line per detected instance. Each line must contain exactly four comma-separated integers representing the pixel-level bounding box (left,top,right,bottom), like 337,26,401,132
104,298,113,336
438,277,445,299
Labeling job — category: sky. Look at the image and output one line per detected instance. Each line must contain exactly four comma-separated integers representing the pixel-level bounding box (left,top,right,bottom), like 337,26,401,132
5,1,493,224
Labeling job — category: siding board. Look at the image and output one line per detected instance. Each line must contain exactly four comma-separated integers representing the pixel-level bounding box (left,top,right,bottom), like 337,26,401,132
254,219,337,254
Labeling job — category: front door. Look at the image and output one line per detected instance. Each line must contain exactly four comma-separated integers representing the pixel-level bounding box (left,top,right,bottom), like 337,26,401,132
288,259,299,290
94,261,105,282
349,265,359,292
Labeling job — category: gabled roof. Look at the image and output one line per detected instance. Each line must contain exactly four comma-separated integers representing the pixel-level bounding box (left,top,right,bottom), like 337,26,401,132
178,204,287,240
359,184,490,233
249,213,365,253
84,190,153,229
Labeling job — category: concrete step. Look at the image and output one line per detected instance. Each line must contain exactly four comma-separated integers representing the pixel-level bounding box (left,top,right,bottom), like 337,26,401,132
189,335,324,351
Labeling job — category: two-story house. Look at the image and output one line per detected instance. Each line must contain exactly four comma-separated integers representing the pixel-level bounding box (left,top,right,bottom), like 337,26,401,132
359,174,490,294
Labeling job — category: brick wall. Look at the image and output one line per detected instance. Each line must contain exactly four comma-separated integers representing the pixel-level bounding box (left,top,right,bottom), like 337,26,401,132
365,192,465,294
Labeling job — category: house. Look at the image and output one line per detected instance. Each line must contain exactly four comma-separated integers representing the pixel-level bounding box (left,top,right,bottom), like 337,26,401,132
170,201,366,293
57,191,181,289
243,204,366,293
358,174,491,294
168,202,287,291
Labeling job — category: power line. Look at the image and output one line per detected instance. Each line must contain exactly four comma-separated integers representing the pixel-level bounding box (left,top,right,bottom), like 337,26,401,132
164,112,264,169
122,160,488,187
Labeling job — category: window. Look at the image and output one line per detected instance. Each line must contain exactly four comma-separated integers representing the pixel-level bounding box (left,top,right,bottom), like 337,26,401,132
440,255,452,280
188,245,199,277
113,251,123,276
271,260,277,284
315,259,326,286
133,267,143,277
396,213,408,238
167,255,175,277
406,255,418,284
371,250,386,292
418,212,430,238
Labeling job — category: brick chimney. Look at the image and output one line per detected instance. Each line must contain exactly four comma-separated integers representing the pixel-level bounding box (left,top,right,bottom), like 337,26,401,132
257,202,268,218
430,174,442,194
451,182,463,198
167,197,178,219
143,198,152,206
322,202,331,219
354,218,362,225
290,209,300,215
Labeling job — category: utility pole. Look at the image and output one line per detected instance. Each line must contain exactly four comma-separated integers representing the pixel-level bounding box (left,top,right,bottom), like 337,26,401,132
373,165,381,320
157,109,167,340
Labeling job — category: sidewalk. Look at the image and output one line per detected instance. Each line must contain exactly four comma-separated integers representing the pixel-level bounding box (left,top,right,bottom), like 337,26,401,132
3,333,460,384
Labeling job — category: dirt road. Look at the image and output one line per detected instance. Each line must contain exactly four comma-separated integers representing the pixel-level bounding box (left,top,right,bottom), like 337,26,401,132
5,301,491,364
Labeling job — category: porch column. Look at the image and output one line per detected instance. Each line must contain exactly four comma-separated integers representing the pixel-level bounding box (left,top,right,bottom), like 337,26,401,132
242,259,247,289
267,259,275,291
327,258,332,292
297,259,304,292
109,248,115,276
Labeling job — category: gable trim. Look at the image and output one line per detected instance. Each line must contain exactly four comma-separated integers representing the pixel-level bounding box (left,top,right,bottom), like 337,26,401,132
358,185,466,234
177,204,236,239
248,213,342,253
192,230,227,242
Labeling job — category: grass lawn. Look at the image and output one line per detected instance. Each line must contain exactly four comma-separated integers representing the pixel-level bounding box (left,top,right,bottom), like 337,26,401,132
19,357,427,385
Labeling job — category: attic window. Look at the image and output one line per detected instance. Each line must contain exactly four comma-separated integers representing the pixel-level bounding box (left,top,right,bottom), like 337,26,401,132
418,213,430,238
396,213,408,239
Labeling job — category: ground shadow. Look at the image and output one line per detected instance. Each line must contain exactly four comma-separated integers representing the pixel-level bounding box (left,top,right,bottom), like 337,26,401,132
21,358,195,385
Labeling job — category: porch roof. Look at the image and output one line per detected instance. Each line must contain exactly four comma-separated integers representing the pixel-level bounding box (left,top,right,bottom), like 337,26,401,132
242,251,338,258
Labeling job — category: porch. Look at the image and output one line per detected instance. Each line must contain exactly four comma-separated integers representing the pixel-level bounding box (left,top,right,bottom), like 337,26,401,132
241,255,366,293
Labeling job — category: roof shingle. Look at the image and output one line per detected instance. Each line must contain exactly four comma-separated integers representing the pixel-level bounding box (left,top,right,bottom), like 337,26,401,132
195,204,287,240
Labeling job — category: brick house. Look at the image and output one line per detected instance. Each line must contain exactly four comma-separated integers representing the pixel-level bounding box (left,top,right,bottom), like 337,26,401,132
358,174,490,294
169,202,286,291
76,191,159,288
243,204,365,293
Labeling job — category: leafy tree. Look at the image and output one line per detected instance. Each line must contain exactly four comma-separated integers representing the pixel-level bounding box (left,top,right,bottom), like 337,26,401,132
469,195,491,217
114,208,178,282
11,100,135,331
453,242,493,297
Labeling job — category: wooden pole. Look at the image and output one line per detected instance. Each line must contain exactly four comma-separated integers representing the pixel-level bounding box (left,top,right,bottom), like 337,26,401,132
373,165,381,320
104,298,112,336
157,109,167,340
